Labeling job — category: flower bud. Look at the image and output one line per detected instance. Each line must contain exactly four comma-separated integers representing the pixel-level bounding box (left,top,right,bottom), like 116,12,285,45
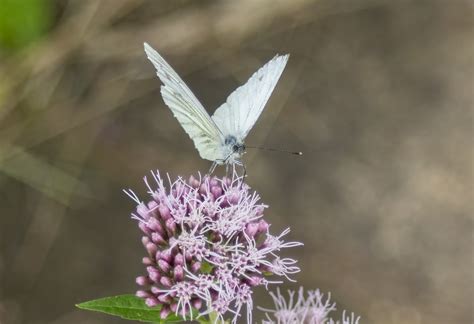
136,276,150,286
142,257,153,265
165,219,176,235
160,276,172,287
160,305,171,319
139,222,151,235
157,293,172,303
158,259,171,273
147,217,162,233
150,271,160,283
258,219,269,233
191,261,201,273
192,298,203,310
136,290,150,298
174,253,184,266
188,175,200,188
151,232,165,245
141,236,151,247
229,194,240,205
173,265,184,281
199,183,208,195
145,242,158,256
145,297,159,307
170,302,178,312
211,186,223,199
245,222,259,237
159,248,173,263
147,200,159,216
158,205,171,220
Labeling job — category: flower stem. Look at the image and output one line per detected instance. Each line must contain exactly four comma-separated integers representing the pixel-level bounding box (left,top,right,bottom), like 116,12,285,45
197,311,229,324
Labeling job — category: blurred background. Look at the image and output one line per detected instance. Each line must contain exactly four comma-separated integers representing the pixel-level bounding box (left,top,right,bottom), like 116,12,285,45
0,0,472,323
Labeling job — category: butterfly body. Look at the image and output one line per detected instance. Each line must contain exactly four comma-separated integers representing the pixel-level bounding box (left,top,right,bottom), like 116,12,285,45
144,43,288,169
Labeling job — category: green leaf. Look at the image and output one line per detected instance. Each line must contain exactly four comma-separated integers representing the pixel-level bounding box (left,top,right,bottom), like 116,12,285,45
0,0,52,50
76,295,182,323
200,261,214,274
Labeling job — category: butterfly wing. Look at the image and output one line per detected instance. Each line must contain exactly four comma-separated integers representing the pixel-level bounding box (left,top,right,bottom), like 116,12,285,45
144,43,224,161
211,54,289,141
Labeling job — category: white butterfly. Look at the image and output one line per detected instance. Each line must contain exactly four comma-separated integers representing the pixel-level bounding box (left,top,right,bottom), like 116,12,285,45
144,43,289,171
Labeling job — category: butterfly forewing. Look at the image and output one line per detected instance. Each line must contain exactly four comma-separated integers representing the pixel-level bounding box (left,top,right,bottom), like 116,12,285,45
211,54,289,141
144,43,224,161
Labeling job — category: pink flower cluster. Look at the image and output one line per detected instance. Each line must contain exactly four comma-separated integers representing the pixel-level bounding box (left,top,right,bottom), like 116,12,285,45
260,288,360,324
124,171,302,323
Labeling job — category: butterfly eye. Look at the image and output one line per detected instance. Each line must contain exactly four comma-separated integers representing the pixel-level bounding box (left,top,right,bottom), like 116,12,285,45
232,145,239,152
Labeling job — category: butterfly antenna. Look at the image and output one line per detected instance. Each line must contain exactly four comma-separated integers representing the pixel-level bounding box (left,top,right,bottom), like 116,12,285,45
246,146,303,156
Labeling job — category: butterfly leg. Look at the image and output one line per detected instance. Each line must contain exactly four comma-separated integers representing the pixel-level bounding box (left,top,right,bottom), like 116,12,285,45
241,163,247,180
233,160,247,180
208,161,218,175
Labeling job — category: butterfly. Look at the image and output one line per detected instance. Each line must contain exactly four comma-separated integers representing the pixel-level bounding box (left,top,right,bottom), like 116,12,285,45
144,43,289,172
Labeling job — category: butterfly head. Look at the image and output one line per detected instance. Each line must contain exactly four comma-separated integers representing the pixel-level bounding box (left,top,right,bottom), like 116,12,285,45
224,135,246,162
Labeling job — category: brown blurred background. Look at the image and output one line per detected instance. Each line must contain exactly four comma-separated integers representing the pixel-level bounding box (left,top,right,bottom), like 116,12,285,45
0,0,472,323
